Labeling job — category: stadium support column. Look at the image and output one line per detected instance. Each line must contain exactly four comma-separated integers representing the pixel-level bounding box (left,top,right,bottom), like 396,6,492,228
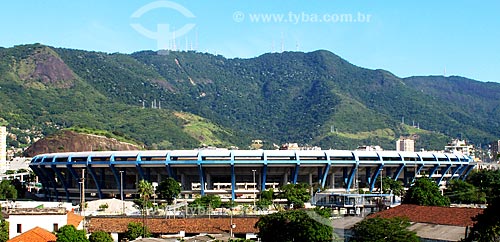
428,164,440,179
198,164,205,196
412,164,424,183
87,156,103,199
366,167,372,185
320,163,331,189
261,164,267,191
437,164,452,184
369,164,383,192
292,165,300,184
461,165,476,180
346,164,357,192
393,164,405,181
52,164,70,201
450,164,462,180
231,164,236,201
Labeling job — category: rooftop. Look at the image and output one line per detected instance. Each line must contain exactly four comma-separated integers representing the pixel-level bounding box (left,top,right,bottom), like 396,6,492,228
368,204,483,227
88,217,259,234
7,226,56,242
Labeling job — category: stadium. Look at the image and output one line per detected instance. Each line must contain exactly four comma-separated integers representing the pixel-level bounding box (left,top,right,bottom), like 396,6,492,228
29,149,476,203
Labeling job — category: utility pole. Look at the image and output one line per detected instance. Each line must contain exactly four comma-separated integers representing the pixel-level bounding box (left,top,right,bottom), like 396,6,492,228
120,171,124,215
252,169,257,209
80,169,86,232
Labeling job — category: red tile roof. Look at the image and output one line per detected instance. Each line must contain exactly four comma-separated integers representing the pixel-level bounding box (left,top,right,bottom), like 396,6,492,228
368,204,483,227
87,217,259,234
67,210,84,228
7,226,56,242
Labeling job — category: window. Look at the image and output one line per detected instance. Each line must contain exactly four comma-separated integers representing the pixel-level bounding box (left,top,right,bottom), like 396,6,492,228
53,223,59,232
17,224,22,233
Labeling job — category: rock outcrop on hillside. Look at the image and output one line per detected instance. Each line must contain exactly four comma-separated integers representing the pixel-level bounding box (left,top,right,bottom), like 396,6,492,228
24,130,140,157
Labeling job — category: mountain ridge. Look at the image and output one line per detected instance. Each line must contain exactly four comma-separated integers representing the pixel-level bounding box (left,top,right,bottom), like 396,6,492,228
1,43,499,152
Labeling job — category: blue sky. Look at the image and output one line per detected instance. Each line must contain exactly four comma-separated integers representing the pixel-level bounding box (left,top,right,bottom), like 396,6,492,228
1,1,499,82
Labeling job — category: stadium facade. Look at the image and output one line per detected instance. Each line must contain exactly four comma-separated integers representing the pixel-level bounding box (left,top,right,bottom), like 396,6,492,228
29,150,476,203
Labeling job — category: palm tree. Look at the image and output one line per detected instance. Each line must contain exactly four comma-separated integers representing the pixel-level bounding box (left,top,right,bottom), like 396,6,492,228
137,180,153,238
137,180,154,212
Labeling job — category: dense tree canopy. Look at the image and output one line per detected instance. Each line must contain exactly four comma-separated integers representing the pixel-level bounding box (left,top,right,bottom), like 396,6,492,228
279,183,311,209
463,170,500,241
0,214,8,242
403,178,450,206
255,209,336,242
350,217,418,242
89,231,113,242
0,180,17,199
444,179,486,204
464,195,500,242
374,176,404,196
125,222,150,240
189,195,222,210
56,225,88,242
467,169,500,202
157,177,181,205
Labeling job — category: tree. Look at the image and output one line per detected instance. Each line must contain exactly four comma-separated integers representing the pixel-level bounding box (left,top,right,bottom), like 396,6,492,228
56,225,89,242
256,189,274,210
350,216,419,242
137,179,154,213
374,177,404,196
402,178,450,206
444,179,486,204
157,177,181,205
279,183,311,209
0,180,17,199
138,180,154,202
11,179,26,199
189,195,222,210
89,231,113,242
255,209,336,242
467,169,500,202
0,214,8,242
463,186,500,241
125,222,150,241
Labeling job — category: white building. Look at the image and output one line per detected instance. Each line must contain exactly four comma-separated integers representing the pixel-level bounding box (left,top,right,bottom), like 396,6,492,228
0,126,7,173
5,207,83,239
445,139,474,157
396,138,414,152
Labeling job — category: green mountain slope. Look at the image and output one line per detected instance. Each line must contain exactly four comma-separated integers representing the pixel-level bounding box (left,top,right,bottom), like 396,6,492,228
0,43,499,152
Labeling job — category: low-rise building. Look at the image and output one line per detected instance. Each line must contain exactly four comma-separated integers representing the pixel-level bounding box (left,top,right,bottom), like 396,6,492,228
2,203,83,240
396,138,414,152
7,226,57,242
445,139,475,157
490,140,500,162
366,204,483,241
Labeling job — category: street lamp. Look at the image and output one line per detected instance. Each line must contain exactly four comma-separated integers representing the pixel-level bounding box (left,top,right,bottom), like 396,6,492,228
152,182,158,212
252,169,256,208
230,207,236,238
120,171,124,215
80,169,86,233
380,168,383,194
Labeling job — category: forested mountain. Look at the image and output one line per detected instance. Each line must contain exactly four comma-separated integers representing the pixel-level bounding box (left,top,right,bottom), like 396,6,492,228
0,43,498,152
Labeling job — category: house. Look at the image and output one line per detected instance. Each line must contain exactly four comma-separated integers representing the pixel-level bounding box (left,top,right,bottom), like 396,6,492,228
7,226,56,242
367,204,484,241
87,217,259,241
4,207,83,239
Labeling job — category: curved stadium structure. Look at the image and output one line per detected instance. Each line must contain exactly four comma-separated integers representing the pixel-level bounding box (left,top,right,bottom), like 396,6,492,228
29,150,476,203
